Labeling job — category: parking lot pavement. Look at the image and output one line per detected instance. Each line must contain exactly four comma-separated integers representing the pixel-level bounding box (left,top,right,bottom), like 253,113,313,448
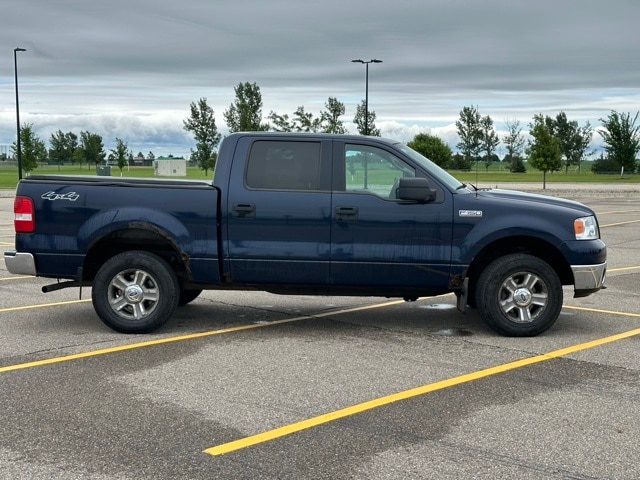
0,190,639,479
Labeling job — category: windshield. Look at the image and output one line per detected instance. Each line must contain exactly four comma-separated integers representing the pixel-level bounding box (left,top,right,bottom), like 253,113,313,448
397,143,466,191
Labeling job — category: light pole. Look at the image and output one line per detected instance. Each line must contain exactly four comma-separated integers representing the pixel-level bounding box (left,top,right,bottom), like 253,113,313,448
14,47,27,180
351,58,382,136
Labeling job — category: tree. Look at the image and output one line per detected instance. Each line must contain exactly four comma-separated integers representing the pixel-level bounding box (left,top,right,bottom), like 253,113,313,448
49,130,78,171
12,123,47,174
79,131,106,168
450,153,472,171
407,133,452,168
353,100,380,136
598,110,640,173
292,106,322,132
479,115,500,172
183,97,221,175
526,114,562,188
510,155,527,173
111,138,129,175
267,111,293,132
223,82,268,132
320,97,347,134
549,112,593,174
456,106,482,165
502,119,526,170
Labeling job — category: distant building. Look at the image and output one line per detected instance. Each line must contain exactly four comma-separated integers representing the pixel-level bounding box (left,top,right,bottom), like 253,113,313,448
153,155,187,176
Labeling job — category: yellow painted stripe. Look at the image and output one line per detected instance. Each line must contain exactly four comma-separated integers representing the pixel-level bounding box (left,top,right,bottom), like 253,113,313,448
0,275,34,281
601,219,640,228
563,305,640,318
608,266,640,273
597,209,640,215
0,299,404,374
0,242,14,246
0,299,91,313
205,325,640,456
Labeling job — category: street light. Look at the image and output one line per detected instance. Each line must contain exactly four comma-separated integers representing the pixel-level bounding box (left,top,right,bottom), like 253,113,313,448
14,47,27,180
351,58,382,136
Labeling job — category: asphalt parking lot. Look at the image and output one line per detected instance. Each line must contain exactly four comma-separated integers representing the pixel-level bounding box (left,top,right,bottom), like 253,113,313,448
0,187,639,479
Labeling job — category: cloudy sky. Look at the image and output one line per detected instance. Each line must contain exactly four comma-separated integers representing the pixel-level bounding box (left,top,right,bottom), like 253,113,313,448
1,0,638,158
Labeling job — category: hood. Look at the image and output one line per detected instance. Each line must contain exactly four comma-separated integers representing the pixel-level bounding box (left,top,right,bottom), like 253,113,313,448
472,188,594,215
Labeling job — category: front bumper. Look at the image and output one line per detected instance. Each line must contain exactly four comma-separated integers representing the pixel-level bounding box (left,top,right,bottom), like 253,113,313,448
3,250,36,276
571,261,606,297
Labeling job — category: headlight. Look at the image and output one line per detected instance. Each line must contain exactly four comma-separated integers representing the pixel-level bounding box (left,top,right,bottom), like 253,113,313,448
574,216,599,240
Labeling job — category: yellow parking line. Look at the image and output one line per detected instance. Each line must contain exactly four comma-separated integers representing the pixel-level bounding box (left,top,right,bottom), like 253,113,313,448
0,299,404,374
597,210,640,215
0,242,14,246
0,276,33,281
563,305,640,318
608,266,640,273
601,219,640,228
0,299,91,313
598,209,640,215
205,323,640,456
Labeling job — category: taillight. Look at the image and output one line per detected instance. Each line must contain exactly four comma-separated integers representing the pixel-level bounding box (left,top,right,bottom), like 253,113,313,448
14,196,35,233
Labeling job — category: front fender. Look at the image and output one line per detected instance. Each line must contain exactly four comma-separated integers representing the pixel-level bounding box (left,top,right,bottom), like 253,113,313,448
454,213,567,265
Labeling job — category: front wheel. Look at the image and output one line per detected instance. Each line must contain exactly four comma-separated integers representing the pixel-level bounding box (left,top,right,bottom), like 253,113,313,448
476,254,562,337
92,251,180,333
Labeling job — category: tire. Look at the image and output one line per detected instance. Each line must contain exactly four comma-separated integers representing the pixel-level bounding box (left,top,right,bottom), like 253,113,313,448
476,254,562,337
92,251,180,333
178,289,202,306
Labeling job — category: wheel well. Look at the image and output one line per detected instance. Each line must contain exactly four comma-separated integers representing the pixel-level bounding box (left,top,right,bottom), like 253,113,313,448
466,236,572,307
82,228,189,283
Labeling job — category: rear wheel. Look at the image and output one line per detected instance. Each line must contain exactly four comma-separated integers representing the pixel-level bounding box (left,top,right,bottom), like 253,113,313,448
92,251,180,333
476,254,562,337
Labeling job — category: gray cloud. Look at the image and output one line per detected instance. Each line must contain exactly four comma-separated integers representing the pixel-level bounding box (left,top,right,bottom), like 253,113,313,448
1,0,638,155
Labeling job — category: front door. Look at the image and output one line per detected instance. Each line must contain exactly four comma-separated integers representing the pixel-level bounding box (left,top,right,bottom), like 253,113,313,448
330,141,453,291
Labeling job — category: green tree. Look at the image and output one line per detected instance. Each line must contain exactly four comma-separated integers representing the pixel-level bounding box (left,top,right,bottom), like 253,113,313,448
292,106,322,132
450,153,472,171
510,155,527,173
549,112,593,174
502,119,526,170
111,138,129,175
320,97,347,134
267,111,293,132
12,123,47,174
353,100,380,136
49,130,78,171
598,110,640,173
407,133,452,168
183,97,221,175
479,115,500,172
80,131,106,168
526,114,562,188
224,82,268,132
456,106,482,165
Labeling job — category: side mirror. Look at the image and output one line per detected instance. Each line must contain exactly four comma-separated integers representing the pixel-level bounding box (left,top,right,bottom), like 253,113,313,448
397,177,436,202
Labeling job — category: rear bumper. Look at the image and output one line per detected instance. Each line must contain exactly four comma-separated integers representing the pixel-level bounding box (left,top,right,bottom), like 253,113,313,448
571,261,606,297
3,250,36,276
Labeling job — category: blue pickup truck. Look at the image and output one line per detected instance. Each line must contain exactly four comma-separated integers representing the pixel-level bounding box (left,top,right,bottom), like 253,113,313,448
4,132,606,336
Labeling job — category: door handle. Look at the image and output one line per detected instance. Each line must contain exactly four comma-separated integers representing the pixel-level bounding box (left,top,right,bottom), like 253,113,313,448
232,203,256,218
335,205,358,221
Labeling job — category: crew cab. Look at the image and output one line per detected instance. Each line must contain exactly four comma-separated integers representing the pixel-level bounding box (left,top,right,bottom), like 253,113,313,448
4,132,607,336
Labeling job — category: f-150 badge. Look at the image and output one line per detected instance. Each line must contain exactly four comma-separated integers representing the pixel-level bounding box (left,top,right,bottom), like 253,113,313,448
459,210,483,217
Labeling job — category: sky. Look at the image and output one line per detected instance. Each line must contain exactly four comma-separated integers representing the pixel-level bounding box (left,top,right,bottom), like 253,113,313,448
1,0,639,159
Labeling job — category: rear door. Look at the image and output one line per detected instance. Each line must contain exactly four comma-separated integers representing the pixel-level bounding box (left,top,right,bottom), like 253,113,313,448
330,140,453,290
225,136,332,285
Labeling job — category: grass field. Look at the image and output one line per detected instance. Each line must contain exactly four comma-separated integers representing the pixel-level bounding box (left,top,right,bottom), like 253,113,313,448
0,162,638,190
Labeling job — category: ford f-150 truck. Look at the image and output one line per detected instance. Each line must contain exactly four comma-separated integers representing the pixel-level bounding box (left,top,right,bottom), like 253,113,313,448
4,132,606,336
